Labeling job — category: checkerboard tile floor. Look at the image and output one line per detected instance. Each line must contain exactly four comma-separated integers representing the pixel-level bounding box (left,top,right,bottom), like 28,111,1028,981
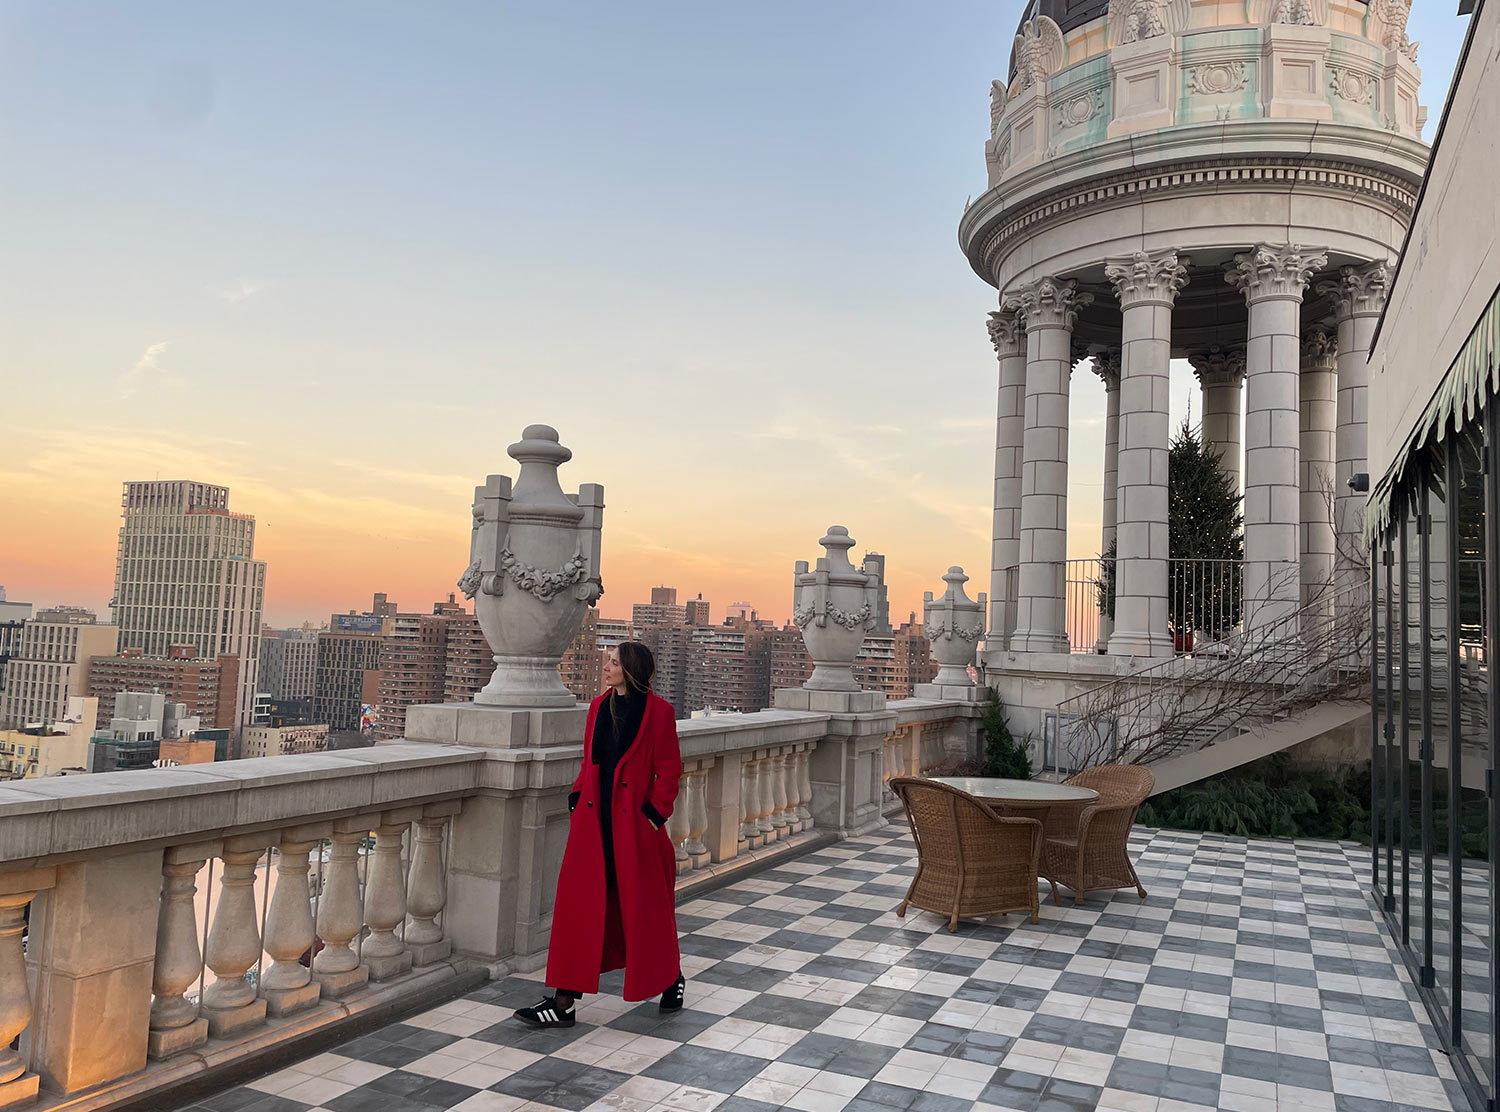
176,826,1473,1112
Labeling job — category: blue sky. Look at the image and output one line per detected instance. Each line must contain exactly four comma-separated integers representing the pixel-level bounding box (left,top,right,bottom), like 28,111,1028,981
0,2,1470,625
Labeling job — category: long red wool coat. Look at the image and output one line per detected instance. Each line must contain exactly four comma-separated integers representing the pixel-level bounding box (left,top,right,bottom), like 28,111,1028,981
546,691,682,1001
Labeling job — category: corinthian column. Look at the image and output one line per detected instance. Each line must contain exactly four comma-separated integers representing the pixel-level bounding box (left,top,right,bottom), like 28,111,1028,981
986,309,1027,655
1299,327,1338,616
1226,244,1328,634
1189,348,1247,490
1317,262,1390,597
1106,250,1189,659
1092,350,1122,653
1004,277,1092,654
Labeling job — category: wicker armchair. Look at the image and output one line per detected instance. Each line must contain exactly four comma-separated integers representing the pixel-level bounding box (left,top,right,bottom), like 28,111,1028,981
1040,764,1154,906
891,777,1042,932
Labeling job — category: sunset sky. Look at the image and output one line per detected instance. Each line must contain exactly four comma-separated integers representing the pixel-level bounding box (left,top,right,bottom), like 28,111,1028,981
0,2,1466,628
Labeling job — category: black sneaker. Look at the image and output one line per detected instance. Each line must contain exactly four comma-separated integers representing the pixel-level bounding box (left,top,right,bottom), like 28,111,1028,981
659,973,686,1013
513,996,576,1028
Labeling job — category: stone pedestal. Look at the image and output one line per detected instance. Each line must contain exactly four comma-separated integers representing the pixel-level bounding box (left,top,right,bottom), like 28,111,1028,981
912,683,990,703
204,998,268,1039
261,981,321,1018
147,1016,208,1061
1108,36,1176,137
405,702,587,749
772,688,886,713
366,950,415,983
1261,24,1333,121
0,1073,39,1109
312,965,370,1000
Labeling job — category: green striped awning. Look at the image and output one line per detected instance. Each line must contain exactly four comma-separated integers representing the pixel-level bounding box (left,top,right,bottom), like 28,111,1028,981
1365,282,1500,542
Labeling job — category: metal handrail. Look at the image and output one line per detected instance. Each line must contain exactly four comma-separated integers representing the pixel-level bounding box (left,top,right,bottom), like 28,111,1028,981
1054,582,1371,771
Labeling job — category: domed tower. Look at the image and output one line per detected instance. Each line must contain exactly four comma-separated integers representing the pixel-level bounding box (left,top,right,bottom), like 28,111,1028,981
961,0,1426,667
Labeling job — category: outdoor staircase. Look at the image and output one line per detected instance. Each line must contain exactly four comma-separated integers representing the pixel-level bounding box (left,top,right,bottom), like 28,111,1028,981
1051,586,1370,793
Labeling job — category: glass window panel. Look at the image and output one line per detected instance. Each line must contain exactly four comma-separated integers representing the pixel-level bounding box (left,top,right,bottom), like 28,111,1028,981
1454,417,1492,1095
1426,458,1452,1003
1402,501,1421,947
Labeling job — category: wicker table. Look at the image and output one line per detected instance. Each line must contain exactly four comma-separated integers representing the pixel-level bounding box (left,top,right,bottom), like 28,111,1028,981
926,777,1098,819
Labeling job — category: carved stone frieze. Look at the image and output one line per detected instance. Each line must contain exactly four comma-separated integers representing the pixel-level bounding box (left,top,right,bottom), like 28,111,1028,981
1054,85,1107,130
1188,61,1248,96
1328,65,1376,105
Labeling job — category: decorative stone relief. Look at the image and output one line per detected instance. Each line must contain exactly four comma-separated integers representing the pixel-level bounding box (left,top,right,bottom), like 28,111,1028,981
1224,243,1328,303
1105,250,1190,308
1315,261,1392,318
1327,65,1376,105
1188,346,1248,388
1273,0,1317,25
1092,349,1123,390
986,309,1023,353
1372,0,1418,60
1188,61,1248,95
1013,17,1065,90
1004,276,1093,330
990,79,1008,138
1054,85,1107,130
1120,0,1167,42
1301,327,1338,360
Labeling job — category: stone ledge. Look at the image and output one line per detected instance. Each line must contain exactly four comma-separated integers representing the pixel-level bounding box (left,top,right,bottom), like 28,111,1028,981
49,959,485,1112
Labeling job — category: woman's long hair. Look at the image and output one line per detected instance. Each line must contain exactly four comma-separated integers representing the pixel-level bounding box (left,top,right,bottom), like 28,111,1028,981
616,640,655,695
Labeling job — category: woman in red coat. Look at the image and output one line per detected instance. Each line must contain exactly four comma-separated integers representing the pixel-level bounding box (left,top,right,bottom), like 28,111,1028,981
513,641,685,1028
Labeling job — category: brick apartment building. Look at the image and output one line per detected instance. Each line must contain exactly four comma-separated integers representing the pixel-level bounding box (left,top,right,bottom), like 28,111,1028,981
87,646,239,731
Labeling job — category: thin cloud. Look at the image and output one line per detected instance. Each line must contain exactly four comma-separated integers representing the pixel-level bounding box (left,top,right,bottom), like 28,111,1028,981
215,279,262,303
120,341,168,396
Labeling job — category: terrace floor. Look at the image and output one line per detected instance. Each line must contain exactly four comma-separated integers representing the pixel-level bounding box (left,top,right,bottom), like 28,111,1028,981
174,825,1468,1112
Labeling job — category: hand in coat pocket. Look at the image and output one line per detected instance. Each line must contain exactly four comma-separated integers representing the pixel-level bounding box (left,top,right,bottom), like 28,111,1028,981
642,801,667,829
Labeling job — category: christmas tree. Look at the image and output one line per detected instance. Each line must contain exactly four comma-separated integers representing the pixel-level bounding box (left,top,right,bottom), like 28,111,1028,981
1098,420,1243,639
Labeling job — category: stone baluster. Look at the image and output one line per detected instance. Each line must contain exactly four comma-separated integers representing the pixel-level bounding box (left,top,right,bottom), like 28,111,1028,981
668,774,691,872
739,757,761,851
202,838,271,1036
770,752,791,837
781,755,802,835
0,872,51,1107
260,826,326,1017
313,818,371,998
798,747,810,822
406,800,458,967
148,845,216,1059
685,767,710,867
363,811,416,982
1227,244,1328,633
756,752,779,843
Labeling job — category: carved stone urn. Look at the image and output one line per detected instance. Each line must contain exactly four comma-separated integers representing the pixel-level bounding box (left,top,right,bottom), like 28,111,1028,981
792,526,882,692
457,425,604,707
924,567,986,686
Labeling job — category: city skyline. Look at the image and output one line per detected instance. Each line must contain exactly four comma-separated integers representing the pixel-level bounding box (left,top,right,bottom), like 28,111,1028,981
0,3,1467,630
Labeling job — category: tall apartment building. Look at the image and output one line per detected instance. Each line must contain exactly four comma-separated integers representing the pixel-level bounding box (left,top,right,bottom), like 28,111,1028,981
442,612,492,703
0,593,33,706
113,480,266,728
375,609,449,740
0,615,119,729
863,553,893,635
633,586,687,629
684,595,711,626
259,629,318,699
0,696,98,779
683,618,776,715
314,628,384,733
87,646,238,731
596,617,632,650
637,623,692,716
559,608,603,702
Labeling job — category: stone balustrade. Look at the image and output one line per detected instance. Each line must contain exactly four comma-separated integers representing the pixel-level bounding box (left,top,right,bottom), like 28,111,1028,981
0,695,982,1112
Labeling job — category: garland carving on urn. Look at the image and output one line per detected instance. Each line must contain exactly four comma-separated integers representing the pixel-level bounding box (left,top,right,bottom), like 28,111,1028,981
791,526,882,692
924,567,986,686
